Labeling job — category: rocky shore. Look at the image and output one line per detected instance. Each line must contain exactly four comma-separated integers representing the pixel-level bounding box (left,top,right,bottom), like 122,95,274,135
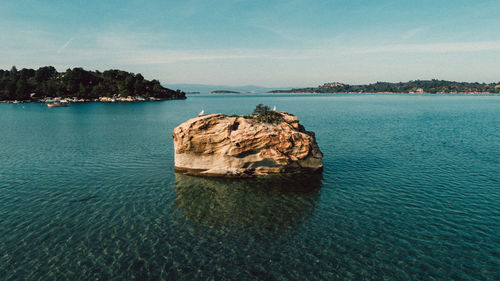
1,95,180,103
173,112,323,177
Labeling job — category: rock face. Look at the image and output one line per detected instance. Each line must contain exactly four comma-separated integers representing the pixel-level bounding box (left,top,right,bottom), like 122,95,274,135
172,113,323,177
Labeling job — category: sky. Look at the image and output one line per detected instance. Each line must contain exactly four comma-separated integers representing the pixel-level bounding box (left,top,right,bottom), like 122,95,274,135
1,0,499,87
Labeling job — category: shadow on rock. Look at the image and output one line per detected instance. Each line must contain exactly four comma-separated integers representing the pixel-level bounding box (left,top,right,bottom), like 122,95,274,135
173,173,322,235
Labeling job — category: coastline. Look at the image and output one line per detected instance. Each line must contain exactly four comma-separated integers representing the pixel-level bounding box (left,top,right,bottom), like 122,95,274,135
0,95,186,103
3,92,499,104
266,91,500,95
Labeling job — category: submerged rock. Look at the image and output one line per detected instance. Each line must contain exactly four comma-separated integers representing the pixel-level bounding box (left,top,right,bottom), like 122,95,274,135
172,112,323,177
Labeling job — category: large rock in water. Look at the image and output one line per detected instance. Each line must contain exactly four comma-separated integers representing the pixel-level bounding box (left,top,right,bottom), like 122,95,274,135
172,113,323,177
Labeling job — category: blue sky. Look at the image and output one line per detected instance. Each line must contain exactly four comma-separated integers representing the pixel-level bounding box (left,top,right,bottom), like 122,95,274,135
1,0,499,87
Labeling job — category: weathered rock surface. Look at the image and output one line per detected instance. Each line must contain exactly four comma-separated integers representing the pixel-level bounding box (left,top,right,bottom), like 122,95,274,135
172,112,323,177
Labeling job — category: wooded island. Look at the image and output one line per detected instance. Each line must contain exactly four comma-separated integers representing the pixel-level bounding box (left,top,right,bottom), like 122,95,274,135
0,66,186,102
270,80,500,94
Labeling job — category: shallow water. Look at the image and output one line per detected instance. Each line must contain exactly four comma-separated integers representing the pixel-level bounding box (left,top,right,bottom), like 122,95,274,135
1,94,499,280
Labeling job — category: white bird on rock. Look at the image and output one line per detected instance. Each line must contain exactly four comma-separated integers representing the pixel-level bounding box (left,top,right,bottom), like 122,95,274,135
272,105,277,111
198,109,205,116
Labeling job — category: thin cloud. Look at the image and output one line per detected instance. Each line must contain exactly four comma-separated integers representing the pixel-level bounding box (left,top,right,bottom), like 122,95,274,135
402,27,425,40
248,22,296,42
124,51,268,65
343,41,500,55
57,38,74,53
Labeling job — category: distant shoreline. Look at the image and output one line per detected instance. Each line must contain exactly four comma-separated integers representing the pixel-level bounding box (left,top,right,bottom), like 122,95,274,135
3,92,499,104
269,80,500,94
0,96,184,104
210,90,255,94
266,92,500,95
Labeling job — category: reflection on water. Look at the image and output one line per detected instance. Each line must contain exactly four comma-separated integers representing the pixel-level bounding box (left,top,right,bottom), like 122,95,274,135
173,173,322,234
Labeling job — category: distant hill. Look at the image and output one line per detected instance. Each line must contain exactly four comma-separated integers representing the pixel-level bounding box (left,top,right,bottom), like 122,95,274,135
210,90,242,94
270,80,500,94
164,84,291,94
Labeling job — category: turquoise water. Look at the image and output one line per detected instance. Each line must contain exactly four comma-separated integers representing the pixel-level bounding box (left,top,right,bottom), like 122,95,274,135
1,94,499,280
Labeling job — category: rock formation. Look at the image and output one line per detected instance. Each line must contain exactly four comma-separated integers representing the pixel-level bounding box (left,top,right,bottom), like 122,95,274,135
172,112,323,177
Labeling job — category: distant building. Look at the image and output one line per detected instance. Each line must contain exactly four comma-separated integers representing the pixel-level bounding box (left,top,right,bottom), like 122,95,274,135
320,82,344,88
409,88,425,93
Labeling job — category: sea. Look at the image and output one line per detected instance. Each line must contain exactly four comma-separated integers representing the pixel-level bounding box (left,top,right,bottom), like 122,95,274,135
1,94,499,280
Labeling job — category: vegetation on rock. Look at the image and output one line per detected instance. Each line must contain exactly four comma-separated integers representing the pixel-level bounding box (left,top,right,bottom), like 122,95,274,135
252,104,284,124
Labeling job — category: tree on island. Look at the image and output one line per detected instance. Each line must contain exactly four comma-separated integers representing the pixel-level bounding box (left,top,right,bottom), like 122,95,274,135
252,104,283,124
0,66,186,101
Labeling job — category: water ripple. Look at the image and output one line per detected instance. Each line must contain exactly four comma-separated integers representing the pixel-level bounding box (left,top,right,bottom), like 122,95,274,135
1,96,499,280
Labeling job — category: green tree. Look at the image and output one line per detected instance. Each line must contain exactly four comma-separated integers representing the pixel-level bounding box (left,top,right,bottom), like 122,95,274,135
15,78,29,100
252,104,283,124
78,83,87,98
46,80,58,95
35,66,57,82
91,82,108,98
124,76,135,95
6,80,16,99
118,81,131,97
134,80,145,95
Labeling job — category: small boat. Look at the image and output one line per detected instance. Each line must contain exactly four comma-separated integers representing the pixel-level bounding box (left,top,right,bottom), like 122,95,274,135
46,100,69,107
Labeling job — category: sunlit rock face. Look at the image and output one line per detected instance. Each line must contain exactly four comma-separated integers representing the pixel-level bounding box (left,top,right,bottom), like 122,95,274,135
172,113,323,177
